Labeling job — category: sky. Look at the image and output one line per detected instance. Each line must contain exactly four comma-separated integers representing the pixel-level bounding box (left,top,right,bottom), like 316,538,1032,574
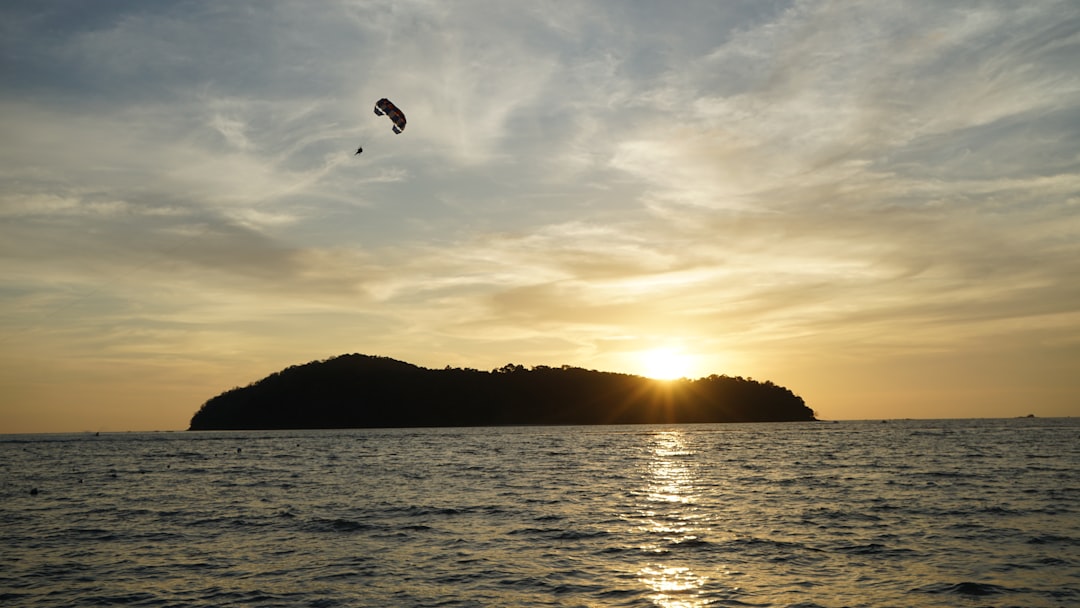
2,1,1078,433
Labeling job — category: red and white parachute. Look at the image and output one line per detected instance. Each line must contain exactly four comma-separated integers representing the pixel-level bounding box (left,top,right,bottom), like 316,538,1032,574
373,98,406,134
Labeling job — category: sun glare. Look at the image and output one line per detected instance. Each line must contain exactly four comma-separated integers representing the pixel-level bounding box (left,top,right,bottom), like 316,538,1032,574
640,348,696,381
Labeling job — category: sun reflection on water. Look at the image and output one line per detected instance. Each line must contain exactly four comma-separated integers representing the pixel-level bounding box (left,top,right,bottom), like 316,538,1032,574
640,565,709,608
636,430,711,607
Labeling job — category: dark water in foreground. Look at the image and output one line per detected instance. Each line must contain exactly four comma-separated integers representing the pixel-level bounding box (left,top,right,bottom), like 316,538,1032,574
2,419,1078,607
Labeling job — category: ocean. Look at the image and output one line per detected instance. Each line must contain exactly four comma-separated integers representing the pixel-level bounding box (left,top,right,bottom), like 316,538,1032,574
2,418,1077,607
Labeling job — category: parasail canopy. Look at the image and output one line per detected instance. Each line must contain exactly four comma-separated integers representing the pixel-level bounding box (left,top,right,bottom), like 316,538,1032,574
374,98,406,134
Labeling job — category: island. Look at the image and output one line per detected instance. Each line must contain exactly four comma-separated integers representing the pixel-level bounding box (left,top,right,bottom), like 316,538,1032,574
188,354,816,430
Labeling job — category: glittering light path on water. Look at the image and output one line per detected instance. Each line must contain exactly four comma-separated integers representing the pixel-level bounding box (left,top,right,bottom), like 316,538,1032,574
634,431,713,607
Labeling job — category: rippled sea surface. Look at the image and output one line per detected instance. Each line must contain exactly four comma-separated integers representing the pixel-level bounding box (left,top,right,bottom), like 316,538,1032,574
2,419,1078,607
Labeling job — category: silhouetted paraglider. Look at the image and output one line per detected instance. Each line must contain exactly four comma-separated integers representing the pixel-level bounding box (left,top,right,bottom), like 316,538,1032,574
355,98,405,156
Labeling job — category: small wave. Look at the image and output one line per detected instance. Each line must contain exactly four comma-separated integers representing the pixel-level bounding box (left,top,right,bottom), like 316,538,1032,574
913,581,1012,596
77,591,163,605
1028,533,1076,545
725,536,816,552
307,517,374,533
829,542,916,557
595,544,637,556
383,504,506,518
551,581,607,595
313,567,377,582
508,526,610,541
200,588,299,605
401,523,433,531
64,528,121,542
1036,556,1072,566
668,536,713,549
802,507,883,523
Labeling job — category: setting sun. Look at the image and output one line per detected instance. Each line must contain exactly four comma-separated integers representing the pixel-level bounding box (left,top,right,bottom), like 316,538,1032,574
639,348,697,381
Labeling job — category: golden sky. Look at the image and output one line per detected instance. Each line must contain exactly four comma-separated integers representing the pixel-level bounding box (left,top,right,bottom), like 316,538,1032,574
2,1,1078,432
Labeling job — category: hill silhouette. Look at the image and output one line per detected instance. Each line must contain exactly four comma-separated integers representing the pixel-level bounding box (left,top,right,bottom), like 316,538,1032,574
188,354,816,430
